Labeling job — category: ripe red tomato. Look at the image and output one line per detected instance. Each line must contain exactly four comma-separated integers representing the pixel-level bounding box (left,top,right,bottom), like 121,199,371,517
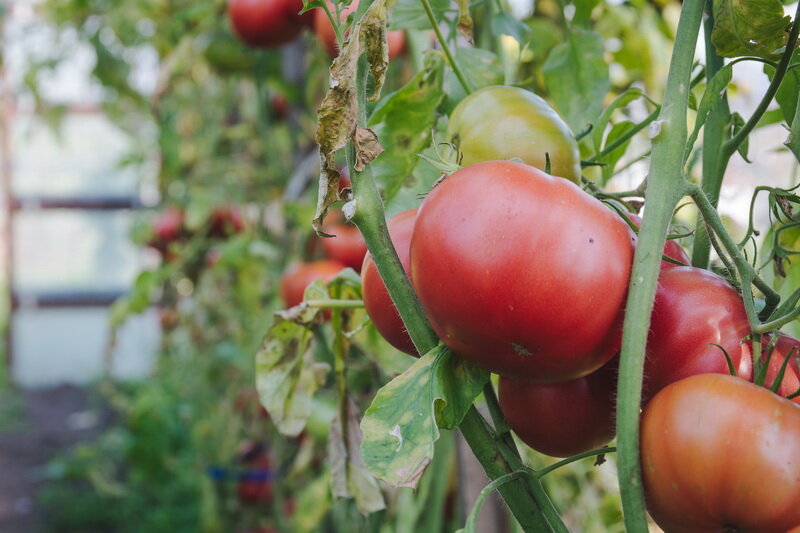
313,0,406,58
762,333,800,403
641,373,800,532
321,218,367,272
643,266,753,402
410,160,635,383
151,207,184,244
499,358,617,457
361,209,418,356
228,0,311,48
625,212,689,267
446,86,582,183
279,260,346,308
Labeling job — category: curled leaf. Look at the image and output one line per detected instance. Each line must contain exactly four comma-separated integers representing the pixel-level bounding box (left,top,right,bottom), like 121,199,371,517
353,127,385,171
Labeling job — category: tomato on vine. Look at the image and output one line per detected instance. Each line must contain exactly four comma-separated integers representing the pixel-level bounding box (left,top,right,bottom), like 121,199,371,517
313,0,406,58
410,160,635,382
321,216,368,273
641,374,800,532
228,0,311,49
279,260,345,308
446,86,582,183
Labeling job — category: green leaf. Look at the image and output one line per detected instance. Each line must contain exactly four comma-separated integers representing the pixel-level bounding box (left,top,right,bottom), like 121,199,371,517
786,96,800,163
591,88,650,153
542,28,610,134
368,57,445,204
598,121,636,183
729,111,750,161
491,12,531,41
360,345,488,488
328,397,386,513
766,49,800,124
292,471,333,533
391,0,448,30
255,314,331,437
711,0,790,58
572,0,601,27
444,48,504,112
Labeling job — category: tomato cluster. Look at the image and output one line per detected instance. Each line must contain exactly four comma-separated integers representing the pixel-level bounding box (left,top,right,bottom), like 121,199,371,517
146,205,247,261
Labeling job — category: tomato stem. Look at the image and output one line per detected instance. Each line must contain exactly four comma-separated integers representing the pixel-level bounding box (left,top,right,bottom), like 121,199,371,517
534,446,617,479
304,299,364,309
615,0,704,529
420,0,472,94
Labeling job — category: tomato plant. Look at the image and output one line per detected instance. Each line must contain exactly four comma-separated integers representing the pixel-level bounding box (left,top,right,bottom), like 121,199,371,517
313,0,406,58
228,0,311,48
643,266,753,401
410,160,635,383
446,86,582,183
641,374,800,532
361,209,417,355
499,358,617,458
321,217,368,273
279,260,346,308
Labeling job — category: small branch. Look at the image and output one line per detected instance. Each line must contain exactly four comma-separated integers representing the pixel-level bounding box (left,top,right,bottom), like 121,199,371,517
535,447,617,479
586,107,660,163
304,299,364,309
421,0,472,94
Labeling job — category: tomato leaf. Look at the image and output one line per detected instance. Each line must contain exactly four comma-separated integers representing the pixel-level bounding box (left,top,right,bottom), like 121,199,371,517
491,12,531,41
314,0,390,236
711,0,790,58
292,470,333,533
765,49,800,125
683,63,733,164
444,48,503,111
591,87,650,154
599,121,636,183
329,396,386,512
786,101,800,163
255,307,331,436
542,28,610,134
367,56,445,203
360,345,488,488
391,0,448,30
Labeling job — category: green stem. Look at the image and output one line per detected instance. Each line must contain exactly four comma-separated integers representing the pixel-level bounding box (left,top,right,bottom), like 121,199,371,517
331,285,350,451
535,447,617,479
615,0,703,530
346,54,551,532
691,1,731,269
755,305,800,334
462,471,529,533
321,1,345,48
722,0,800,160
586,107,660,163
420,0,472,94
305,299,364,309
482,382,519,455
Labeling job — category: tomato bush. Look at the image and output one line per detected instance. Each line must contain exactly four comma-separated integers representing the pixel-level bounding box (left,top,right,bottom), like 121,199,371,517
641,374,800,532
499,358,617,457
410,160,635,383
361,209,417,356
446,86,582,183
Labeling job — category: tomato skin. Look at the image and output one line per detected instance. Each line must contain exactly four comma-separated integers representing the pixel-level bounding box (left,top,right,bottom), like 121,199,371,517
644,266,753,401
625,212,689,267
446,86,581,183
361,209,418,356
641,374,800,533
499,358,617,457
762,333,800,404
279,260,345,308
321,220,367,273
228,0,311,48
410,160,635,383
313,0,406,58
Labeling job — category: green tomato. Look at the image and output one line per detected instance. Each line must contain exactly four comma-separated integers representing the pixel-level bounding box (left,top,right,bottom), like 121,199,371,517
446,86,582,183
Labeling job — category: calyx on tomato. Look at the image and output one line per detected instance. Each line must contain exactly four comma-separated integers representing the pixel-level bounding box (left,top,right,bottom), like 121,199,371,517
446,86,582,183
641,373,800,533
361,209,418,356
410,160,634,383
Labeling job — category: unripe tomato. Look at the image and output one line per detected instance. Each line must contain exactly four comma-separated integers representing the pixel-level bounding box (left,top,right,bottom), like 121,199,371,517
361,209,417,356
313,0,406,58
499,358,617,457
411,160,635,382
643,266,753,402
280,260,345,308
228,0,311,49
625,212,689,267
321,217,367,272
641,374,800,532
446,86,582,183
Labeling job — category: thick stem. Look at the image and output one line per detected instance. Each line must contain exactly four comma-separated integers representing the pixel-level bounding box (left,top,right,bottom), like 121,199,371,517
691,1,731,269
346,54,552,532
615,0,703,530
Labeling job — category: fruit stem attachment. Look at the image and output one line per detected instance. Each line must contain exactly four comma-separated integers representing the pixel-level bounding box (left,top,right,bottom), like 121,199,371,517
420,0,472,94
615,0,703,529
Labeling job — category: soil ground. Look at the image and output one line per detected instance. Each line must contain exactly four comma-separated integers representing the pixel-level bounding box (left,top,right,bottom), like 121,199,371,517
0,385,111,533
